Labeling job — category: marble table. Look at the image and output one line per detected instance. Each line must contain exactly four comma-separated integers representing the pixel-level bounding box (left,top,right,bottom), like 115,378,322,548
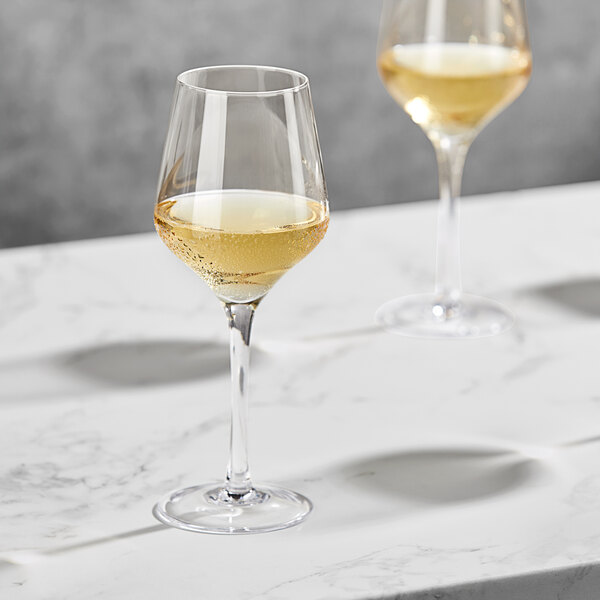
3,182,600,599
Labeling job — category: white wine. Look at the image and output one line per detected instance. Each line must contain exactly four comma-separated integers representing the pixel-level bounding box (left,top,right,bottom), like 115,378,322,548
155,190,329,304
378,43,531,135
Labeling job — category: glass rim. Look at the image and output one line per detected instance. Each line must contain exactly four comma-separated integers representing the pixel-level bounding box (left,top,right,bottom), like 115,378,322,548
176,65,310,97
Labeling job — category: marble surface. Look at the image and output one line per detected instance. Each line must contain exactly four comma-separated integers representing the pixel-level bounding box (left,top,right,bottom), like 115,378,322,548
3,182,600,599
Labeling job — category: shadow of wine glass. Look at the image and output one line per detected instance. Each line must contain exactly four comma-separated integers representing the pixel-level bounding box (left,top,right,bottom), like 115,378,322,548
44,524,169,556
0,524,169,567
0,339,233,402
525,277,600,317
61,340,230,386
336,447,541,503
305,445,547,532
257,324,384,355
299,324,384,342
560,434,600,449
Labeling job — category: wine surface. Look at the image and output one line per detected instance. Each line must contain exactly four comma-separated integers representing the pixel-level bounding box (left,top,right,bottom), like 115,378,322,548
378,43,531,135
155,190,328,303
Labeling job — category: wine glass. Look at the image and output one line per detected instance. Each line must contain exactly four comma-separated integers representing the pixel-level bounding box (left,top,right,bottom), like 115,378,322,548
152,66,328,534
376,0,531,338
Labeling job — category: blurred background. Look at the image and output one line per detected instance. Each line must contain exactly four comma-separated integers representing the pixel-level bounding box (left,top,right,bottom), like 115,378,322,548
1,0,598,248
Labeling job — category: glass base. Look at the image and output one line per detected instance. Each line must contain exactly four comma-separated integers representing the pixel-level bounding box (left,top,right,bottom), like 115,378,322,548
375,292,514,339
153,482,312,534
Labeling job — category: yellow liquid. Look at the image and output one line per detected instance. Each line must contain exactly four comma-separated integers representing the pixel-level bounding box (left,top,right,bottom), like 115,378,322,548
378,43,531,135
154,190,329,303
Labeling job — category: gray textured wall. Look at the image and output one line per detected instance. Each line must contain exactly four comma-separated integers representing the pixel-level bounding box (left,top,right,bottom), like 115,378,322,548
1,1,599,248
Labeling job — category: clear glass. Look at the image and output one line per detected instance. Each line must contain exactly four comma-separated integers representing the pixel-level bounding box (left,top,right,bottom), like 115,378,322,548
152,66,328,534
376,0,531,338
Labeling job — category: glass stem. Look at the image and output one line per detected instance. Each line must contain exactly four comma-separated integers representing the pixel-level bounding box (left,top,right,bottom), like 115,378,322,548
432,134,471,309
223,302,256,498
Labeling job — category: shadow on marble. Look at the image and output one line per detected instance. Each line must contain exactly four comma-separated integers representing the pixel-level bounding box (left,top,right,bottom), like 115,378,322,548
0,559,16,571
335,447,543,504
299,324,384,342
62,340,230,386
257,324,384,355
45,524,168,556
526,277,600,317
0,339,231,402
0,524,168,568
561,434,600,448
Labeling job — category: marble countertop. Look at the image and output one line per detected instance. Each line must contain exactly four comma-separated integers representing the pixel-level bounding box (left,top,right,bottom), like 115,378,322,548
3,182,600,599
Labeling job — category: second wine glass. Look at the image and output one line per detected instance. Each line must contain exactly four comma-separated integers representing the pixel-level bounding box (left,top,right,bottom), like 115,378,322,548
376,0,531,338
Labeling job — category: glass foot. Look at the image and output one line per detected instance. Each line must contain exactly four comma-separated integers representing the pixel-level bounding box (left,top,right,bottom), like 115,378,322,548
375,292,514,339
153,482,312,534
